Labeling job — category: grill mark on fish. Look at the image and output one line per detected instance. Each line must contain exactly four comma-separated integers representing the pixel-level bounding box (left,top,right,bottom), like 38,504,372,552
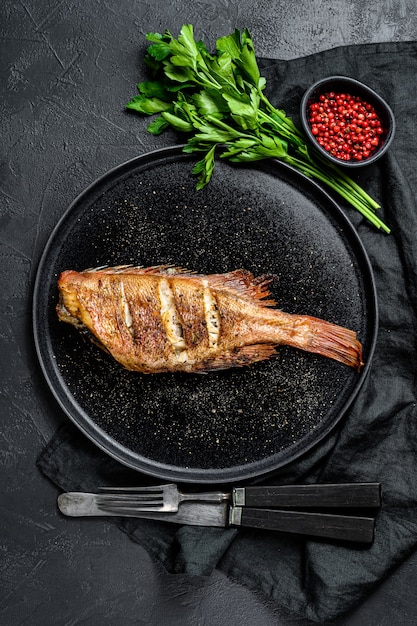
158,277,187,360
120,281,134,335
202,280,220,349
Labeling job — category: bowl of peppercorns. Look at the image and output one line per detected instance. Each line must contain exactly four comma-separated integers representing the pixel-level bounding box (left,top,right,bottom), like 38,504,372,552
300,75,395,167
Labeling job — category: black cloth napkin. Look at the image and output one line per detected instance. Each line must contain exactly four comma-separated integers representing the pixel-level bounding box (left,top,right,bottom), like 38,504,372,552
37,41,417,622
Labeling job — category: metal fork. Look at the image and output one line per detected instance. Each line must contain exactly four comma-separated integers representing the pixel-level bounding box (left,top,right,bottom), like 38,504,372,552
97,483,229,513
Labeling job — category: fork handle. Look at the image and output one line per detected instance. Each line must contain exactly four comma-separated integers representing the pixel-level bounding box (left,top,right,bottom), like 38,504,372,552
233,483,381,509
230,507,375,543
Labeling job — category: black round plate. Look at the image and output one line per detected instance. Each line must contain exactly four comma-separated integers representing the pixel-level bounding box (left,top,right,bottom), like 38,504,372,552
33,146,377,484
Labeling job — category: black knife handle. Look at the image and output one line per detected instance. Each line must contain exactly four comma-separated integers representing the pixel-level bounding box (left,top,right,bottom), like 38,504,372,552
234,483,381,509
231,507,375,543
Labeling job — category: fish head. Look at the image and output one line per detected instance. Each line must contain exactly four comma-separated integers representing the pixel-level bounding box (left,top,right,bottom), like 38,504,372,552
56,270,93,329
56,269,132,360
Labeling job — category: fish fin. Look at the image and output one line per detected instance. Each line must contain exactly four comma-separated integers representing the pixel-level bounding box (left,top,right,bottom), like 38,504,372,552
84,264,194,275
309,319,364,371
286,315,364,371
125,265,194,276
192,344,277,372
206,269,277,307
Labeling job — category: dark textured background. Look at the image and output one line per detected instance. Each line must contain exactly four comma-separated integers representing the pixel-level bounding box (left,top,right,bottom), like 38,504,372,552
2,1,417,624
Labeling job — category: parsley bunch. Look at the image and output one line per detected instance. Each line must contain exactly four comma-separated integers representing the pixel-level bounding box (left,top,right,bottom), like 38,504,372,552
126,25,389,233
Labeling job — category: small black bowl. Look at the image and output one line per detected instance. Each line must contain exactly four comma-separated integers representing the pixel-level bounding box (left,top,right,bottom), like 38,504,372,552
300,75,395,168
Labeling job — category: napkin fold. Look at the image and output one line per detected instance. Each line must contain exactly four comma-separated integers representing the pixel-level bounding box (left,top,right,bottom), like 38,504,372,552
37,41,417,622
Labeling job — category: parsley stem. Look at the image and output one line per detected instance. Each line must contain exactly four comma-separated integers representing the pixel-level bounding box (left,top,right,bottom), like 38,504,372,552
286,156,390,232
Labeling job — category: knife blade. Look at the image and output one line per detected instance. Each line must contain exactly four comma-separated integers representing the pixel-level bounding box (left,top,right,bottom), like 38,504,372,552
58,493,376,543
58,492,229,527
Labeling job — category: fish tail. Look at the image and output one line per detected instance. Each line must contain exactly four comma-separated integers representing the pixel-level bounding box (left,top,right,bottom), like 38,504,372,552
282,315,364,371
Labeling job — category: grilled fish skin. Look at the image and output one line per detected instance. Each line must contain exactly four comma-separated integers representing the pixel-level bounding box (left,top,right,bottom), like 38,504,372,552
56,265,364,374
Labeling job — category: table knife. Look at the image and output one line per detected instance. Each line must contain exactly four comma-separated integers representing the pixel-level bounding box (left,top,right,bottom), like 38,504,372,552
58,493,376,543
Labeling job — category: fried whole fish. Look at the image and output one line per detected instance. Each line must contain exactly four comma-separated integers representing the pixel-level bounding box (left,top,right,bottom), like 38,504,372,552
56,265,364,374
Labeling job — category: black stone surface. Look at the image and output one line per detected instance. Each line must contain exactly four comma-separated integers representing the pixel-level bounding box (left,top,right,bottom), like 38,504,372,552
2,2,417,624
